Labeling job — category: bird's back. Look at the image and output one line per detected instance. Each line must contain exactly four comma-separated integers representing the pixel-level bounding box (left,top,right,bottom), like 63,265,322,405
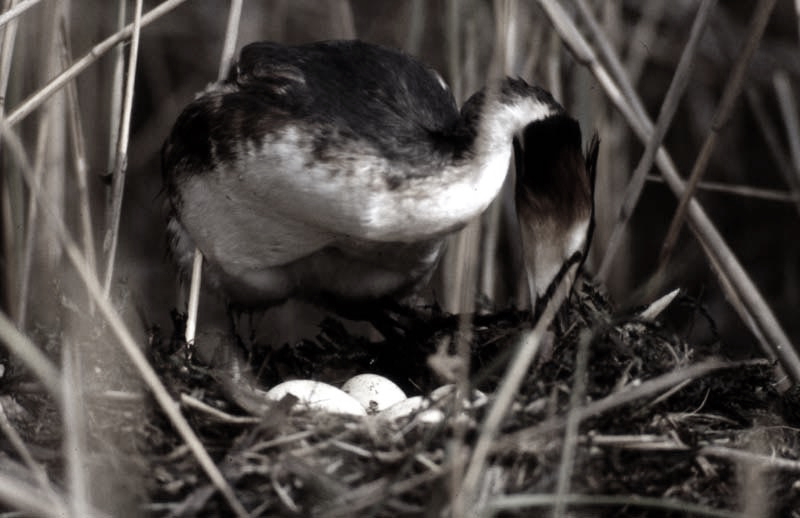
232,40,460,166
162,41,464,309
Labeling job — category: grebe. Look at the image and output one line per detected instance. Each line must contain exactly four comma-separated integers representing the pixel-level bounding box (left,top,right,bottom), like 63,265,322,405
162,40,597,317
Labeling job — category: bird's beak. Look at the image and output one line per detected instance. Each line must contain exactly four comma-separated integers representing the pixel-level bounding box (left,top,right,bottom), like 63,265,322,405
513,115,598,316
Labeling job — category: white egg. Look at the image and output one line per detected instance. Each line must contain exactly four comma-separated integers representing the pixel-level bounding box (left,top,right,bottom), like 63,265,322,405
264,380,367,416
341,373,407,413
430,384,488,409
379,396,445,424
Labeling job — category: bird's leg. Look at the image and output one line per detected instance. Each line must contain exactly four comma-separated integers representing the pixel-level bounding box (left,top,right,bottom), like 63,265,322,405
365,307,410,342
247,311,266,345
368,297,455,343
225,304,252,359
319,298,398,341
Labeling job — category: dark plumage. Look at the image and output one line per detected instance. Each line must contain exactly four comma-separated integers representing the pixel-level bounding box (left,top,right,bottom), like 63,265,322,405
162,40,596,314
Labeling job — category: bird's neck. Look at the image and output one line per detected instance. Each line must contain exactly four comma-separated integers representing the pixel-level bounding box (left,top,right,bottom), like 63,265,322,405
433,93,559,222
349,90,561,242
473,94,558,162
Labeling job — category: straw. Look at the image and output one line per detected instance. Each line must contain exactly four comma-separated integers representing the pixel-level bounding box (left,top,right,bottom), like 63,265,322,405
5,0,188,127
461,259,582,504
745,87,800,215
537,0,800,383
101,0,142,297
645,175,799,203
773,70,800,187
184,0,243,346
0,309,60,395
0,0,39,29
59,19,97,311
62,341,89,518
660,0,778,264
16,112,50,327
596,0,717,281
0,0,21,319
1,122,250,517
552,330,592,518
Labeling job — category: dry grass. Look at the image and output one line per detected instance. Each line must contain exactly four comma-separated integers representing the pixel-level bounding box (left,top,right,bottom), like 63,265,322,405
1,1,800,516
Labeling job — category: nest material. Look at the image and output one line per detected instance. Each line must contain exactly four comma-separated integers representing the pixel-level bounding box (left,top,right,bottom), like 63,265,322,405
4,282,800,517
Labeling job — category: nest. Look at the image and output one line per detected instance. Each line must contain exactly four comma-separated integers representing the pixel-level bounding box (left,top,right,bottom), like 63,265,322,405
5,281,795,517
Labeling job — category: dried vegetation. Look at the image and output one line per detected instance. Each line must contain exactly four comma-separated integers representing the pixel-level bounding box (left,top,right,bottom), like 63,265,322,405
1,1,800,517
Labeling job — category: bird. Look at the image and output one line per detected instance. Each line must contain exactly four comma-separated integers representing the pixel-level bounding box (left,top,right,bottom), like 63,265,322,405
162,39,597,325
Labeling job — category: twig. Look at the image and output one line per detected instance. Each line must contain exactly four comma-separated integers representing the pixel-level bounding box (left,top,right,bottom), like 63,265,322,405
538,0,645,136
62,340,89,518
180,393,260,425
318,468,447,518
545,30,562,104
700,445,800,472
596,0,717,281
573,0,650,125
461,258,582,505
0,473,71,518
185,0,244,346
646,175,799,203
247,431,315,453
447,222,478,517
441,0,470,314
185,249,203,345
496,358,733,452
689,134,796,383
0,0,21,320
442,5,478,512
773,71,800,186
491,0,518,77
102,0,142,297
659,0,777,264
693,225,772,357
537,0,800,383
585,433,687,450
456,4,519,516
217,0,242,80
553,329,591,518
745,88,800,215
480,0,518,304
0,0,38,29
59,18,96,311
5,0,188,127
16,109,50,327
0,114,55,357
638,288,681,321
0,123,250,518
0,0,19,115
106,0,126,217
404,0,425,55
484,493,745,518
0,402,58,495
582,426,800,472
18,0,64,329
519,17,545,80
446,0,462,102
0,309,60,395
623,1,668,85
794,0,800,45
333,0,356,39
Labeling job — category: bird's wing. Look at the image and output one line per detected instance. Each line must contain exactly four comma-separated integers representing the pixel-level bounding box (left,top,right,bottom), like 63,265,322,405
233,40,460,164
165,41,482,244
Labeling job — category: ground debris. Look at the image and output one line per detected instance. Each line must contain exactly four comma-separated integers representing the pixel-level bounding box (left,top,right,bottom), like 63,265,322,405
3,282,799,517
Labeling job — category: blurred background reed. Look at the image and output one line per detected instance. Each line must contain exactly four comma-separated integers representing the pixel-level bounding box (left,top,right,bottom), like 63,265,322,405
1,0,800,515
4,0,800,352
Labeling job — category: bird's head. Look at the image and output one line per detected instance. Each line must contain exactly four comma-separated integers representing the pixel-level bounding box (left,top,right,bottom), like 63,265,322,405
513,114,598,315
